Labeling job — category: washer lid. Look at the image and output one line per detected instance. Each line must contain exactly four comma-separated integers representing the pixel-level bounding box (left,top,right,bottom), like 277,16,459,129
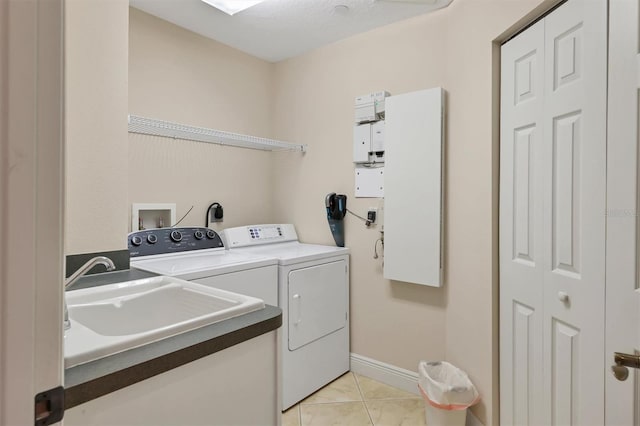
130,249,277,280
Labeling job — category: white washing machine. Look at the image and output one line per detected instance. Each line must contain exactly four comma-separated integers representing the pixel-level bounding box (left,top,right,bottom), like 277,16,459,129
127,227,279,306
222,224,350,409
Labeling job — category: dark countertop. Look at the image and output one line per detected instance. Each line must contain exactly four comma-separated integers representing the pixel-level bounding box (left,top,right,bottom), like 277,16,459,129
66,268,158,290
64,270,282,409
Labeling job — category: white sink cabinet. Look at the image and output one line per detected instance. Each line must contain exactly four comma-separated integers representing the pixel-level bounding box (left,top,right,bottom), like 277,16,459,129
64,331,279,426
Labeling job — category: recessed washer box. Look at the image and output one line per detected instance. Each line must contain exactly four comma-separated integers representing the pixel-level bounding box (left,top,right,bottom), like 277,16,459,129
132,203,176,231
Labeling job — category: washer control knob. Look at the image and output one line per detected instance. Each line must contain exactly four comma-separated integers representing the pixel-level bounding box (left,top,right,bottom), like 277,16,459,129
131,235,143,246
147,234,158,244
206,230,216,239
170,230,183,242
194,230,205,240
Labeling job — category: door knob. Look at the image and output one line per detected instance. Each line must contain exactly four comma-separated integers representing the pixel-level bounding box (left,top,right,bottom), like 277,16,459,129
612,364,629,381
557,291,569,303
611,352,640,381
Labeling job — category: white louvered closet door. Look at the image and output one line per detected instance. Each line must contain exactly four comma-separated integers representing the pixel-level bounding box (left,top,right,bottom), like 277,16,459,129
500,1,607,425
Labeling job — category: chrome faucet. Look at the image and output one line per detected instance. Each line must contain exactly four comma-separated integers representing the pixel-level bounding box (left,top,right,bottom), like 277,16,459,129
64,256,116,330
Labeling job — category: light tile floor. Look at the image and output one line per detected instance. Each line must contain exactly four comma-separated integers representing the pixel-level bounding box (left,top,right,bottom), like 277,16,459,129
282,372,427,426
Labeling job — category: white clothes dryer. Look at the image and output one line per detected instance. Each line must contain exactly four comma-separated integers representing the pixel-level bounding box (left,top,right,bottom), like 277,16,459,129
222,224,350,410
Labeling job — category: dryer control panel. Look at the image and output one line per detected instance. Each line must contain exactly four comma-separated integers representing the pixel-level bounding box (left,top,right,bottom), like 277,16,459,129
128,227,224,257
222,224,298,248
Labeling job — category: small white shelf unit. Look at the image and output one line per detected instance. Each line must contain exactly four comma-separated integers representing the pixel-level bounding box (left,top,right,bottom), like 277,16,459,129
128,115,307,153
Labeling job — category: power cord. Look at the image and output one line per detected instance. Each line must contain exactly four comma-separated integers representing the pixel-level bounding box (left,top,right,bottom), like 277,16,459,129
171,205,193,227
347,208,384,260
373,229,384,260
346,208,373,227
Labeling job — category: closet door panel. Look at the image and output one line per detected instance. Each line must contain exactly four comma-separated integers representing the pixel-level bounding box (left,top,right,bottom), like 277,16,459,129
499,19,545,426
542,1,607,424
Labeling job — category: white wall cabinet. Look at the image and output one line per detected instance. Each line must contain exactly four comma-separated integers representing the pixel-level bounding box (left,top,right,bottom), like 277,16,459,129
383,88,444,287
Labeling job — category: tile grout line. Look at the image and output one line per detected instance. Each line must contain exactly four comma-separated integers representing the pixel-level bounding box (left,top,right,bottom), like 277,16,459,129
352,372,365,402
299,399,362,406
298,396,420,406
297,404,302,426
353,372,375,426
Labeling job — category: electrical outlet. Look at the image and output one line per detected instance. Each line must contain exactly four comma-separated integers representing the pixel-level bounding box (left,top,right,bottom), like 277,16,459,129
209,204,224,223
210,212,223,222
367,208,377,224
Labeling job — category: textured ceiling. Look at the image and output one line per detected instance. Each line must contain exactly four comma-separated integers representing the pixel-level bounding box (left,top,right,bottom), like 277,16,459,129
129,0,453,62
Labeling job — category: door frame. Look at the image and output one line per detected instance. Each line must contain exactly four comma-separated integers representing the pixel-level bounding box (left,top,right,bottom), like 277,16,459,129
605,1,638,425
0,0,65,424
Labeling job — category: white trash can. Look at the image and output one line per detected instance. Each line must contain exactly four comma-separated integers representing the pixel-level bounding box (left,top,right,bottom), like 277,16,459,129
418,361,479,426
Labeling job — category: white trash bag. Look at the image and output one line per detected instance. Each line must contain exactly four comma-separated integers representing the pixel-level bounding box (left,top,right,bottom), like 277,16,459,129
418,361,479,426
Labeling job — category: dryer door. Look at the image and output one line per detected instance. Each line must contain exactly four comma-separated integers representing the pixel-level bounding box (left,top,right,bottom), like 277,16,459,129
288,260,348,351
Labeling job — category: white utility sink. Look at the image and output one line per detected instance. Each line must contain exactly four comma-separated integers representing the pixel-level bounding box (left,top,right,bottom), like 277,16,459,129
64,276,264,368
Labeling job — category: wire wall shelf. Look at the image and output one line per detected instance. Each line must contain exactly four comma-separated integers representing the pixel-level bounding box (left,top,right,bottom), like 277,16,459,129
128,115,307,153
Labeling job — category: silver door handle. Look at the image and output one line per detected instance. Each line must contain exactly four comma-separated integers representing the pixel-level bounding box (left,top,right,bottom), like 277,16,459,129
611,352,640,381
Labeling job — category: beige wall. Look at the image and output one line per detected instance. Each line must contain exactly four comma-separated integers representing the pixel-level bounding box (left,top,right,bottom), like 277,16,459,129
65,0,129,254
128,8,277,232
272,1,543,423
63,2,555,424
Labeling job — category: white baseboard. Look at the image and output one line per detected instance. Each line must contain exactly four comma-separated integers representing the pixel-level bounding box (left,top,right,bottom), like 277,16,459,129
349,353,484,426
350,353,421,395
